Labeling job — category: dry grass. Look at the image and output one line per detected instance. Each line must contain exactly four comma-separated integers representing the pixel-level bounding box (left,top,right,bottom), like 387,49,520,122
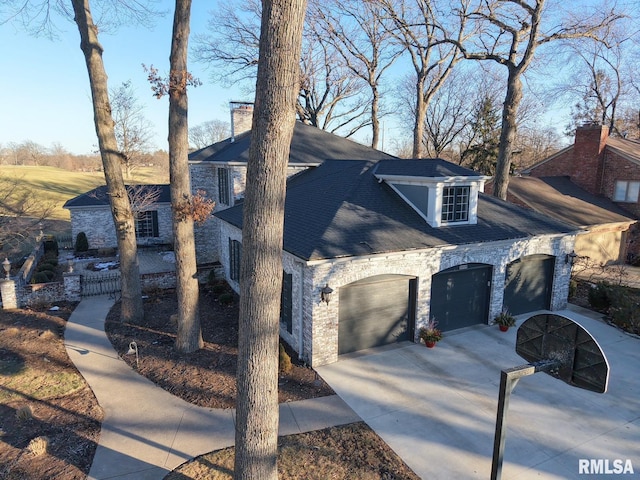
15,405,33,421
166,423,419,480
26,436,49,457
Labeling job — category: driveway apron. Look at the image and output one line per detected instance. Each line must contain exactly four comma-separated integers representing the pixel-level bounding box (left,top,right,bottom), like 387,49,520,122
316,306,640,479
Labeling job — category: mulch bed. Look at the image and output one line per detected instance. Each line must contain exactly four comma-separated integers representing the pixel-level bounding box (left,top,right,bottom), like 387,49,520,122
0,302,102,480
105,284,334,409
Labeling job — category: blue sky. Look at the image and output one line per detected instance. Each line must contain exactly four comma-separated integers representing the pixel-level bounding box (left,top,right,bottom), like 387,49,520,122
0,3,243,155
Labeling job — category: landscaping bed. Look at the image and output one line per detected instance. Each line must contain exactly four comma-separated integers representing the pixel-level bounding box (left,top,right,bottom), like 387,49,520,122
0,302,102,480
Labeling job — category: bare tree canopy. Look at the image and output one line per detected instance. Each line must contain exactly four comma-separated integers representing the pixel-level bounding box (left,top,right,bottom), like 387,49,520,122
111,80,155,179
189,119,230,149
377,0,470,158
453,0,625,199
311,0,403,149
234,0,307,477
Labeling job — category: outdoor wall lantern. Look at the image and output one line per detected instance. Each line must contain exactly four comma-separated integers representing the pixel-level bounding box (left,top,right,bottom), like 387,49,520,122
565,251,577,265
320,284,333,304
2,258,10,279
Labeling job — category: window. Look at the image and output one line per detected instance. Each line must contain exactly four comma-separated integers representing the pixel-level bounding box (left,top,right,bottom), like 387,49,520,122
218,168,230,205
229,239,242,282
614,181,640,203
135,211,159,238
280,272,293,334
441,186,469,223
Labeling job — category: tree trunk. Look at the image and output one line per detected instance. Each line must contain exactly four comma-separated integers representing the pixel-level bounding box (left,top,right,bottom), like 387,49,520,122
71,0,143,323
233,1,307,478
168,0,203,354
371,84,380,150
412,77,426,158
493,68,522,200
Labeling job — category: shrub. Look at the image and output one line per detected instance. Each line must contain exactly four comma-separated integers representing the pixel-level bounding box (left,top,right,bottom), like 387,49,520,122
279,343,293,374
607,286,640,335
211,284,227,295
568,280,577,299
218,293,234,305
16,405,33,421
43,236,58,256
31,272,51,284
26,436,49,457
75,232,89,253
37,264,55,274
588,282,611,311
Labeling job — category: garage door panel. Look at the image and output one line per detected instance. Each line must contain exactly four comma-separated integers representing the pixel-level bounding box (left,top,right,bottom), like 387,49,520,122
504,255,554,315
431,265,492,331
339,276,414,355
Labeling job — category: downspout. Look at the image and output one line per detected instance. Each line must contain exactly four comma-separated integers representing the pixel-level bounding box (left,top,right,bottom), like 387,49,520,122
297,263,304,360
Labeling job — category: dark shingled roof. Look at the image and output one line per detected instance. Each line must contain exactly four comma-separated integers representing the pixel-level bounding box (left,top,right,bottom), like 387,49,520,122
375,158,482,178
508,176,635,228
216,160,577,262
63,184,171,208
189,121,396,165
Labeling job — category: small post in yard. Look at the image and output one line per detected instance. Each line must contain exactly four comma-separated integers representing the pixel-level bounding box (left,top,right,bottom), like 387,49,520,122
491,313,610,480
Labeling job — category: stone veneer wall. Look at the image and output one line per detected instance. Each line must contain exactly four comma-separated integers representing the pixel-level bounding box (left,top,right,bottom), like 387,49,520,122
218,218,576,367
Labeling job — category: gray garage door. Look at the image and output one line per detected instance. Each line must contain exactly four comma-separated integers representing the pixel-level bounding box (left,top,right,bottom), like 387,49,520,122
430,264,492,331
339,275,416,355
504,254,555,315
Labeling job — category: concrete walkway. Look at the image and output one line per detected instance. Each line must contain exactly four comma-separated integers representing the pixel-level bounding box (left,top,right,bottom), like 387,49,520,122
64,296,359,480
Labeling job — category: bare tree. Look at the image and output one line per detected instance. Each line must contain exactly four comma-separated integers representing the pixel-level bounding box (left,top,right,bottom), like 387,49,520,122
298,21,370,136
453,0,624,199
311,0,403,149
378,0,470,158
4,0,161,324
189,119,230,149
167,0,203,354
0,172,55,254
111,80,154,179
234,0,307,477
70,0,146,322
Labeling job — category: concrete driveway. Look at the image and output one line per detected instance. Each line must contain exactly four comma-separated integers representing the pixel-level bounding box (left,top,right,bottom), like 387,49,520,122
316,306,640,479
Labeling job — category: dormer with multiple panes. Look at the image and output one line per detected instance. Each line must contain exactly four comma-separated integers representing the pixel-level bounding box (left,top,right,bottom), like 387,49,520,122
373,159,489,228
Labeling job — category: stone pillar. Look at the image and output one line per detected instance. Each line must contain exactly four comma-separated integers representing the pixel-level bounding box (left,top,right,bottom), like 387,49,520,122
63,273,82,302
1,279,18,309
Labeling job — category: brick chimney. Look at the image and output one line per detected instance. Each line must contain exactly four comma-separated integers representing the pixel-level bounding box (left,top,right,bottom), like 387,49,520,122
571,123,609,195
230,101,254,142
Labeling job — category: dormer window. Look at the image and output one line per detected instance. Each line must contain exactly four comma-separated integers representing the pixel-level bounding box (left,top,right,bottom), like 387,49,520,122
441,186,469,223
373,159,489,228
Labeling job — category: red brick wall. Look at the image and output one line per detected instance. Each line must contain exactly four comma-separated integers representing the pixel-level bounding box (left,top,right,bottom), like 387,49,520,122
602,151,640,218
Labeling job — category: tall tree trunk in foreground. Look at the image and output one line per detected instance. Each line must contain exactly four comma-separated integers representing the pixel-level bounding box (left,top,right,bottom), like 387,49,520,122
168,0,203,353
233,0,307,478
71,0,143,323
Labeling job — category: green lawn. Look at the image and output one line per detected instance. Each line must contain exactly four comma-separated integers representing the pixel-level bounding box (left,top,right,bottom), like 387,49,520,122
3,165,168,220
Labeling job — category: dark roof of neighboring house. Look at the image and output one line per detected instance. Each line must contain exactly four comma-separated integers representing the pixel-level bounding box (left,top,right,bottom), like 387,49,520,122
216,160,577,262
508,176,635,228
63,184,171,208
188,121,396,165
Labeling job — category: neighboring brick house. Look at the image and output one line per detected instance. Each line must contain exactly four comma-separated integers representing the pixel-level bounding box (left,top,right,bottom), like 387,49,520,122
217,158,578,367
63,185,172,250
516,123,640,262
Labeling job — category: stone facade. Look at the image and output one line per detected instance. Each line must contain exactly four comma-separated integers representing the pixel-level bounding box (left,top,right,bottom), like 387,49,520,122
219,220,575,367
68,204,173,249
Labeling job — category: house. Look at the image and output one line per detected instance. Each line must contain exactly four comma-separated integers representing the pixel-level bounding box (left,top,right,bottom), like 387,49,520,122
187,104,395,264
506,176,635,265
63,184,172,250
215,157,578,366
515,123,640,263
